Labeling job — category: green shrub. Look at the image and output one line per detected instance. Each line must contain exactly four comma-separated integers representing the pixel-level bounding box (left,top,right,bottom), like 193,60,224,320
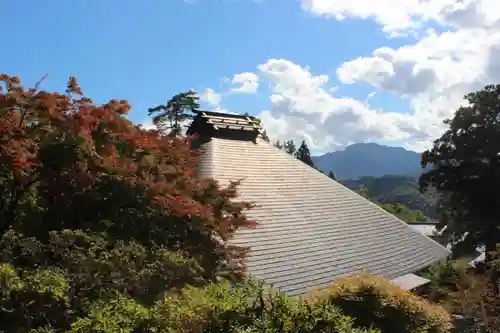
68,296,153,333
48,280,379,332
310,273,453,333
0,263,72,331
419,258,471,303
154,281,378,333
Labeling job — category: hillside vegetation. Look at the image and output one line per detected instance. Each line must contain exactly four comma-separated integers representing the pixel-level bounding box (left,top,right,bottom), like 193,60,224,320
342,175,438,219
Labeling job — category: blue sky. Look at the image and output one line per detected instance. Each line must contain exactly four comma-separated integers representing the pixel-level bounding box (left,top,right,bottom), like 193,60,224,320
2,0,496,153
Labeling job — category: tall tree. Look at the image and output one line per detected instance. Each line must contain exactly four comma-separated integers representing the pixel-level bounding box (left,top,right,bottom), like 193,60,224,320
328,170,336,180
283,140,297,155
420,84,500,292
274,140,283,150
148,90,199,135
295,140,314,167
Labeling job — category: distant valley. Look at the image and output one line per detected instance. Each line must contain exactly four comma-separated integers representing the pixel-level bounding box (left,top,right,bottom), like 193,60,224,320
312,143,425,180
312,143,438,219
341,175,438,219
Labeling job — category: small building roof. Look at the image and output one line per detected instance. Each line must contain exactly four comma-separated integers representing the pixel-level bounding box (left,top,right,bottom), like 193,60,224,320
408,223,439,237
391,273,431,290
187,110,262,141
190,111,450,296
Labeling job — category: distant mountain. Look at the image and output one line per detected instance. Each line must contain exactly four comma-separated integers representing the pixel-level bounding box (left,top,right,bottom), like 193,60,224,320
341,175,439,219
312,143,425,180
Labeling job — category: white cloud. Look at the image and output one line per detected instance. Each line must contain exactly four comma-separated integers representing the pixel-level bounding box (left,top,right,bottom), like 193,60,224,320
256,58,427,152
300,0,500,35
193,0,500,153
337,29,498,98
335,24,500,145
140,118,156,130
200,88,221,107
230,72,259,93
283,0,500,152
214,106,238,114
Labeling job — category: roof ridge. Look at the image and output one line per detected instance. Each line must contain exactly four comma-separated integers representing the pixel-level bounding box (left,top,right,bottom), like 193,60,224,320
187,111,263,140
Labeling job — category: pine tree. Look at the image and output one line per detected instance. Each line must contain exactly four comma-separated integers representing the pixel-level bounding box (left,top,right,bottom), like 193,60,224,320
328,170,336,180
283,140,297,155
148,91,199,135
295,140,314,167
260,129,270,142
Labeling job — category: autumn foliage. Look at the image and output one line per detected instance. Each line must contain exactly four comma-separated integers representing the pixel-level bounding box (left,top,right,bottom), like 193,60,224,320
0,74,256,331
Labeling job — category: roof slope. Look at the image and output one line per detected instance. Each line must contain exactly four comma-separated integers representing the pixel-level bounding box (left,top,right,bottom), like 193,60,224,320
198,137,450,296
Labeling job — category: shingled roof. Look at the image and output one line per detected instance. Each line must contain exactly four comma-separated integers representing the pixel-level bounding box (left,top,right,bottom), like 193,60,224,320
189,110,450,297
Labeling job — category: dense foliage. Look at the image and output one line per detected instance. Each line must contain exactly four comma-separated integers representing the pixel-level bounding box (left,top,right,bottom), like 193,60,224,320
348,180,428,222
418,258,500,332
311,273,453,333
152,281,377,333
295,140,314,167
379,203,426,222
343,175,437,220
420,84,500,291
418,258,471,304
0,270,379,333
0,74,256,331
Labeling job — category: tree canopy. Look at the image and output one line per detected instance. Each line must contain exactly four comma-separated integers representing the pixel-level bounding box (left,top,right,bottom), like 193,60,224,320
273,139,316,167
283,140,297,155
295,140,314,167
147,90,199,135
0,74,256,331
420,84,500,270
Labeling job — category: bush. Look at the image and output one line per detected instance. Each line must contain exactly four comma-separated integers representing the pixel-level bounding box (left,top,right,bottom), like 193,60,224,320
152,281,377,333
310,273,453,333
418,258,500,331
68,295,153,333
59,280,380,332
419,258,471,303
0,263,72,331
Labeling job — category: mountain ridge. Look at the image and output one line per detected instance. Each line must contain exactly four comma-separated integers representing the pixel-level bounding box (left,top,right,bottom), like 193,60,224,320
312,142,425,180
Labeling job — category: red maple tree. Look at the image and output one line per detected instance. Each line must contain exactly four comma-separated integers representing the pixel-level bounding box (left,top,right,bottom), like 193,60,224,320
0,74,257,280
